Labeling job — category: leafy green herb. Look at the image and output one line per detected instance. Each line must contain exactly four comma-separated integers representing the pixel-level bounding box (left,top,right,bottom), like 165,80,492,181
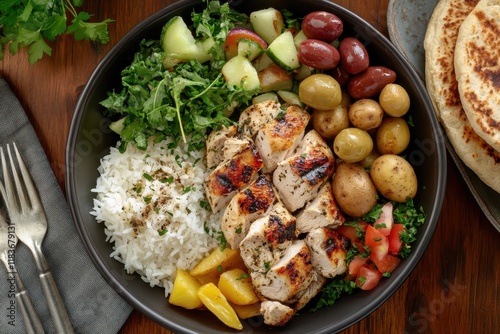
217,265,223,272
235,227,242,235
158,229,167,236
236,273,249,280
0,0,113,64
182,185,194,194
362,203,383,223
100,1,256,152
143,196,152,204
311,278,357,312
143,173,153,181
264,261,271,272
393,198,426,258
160,176,174,184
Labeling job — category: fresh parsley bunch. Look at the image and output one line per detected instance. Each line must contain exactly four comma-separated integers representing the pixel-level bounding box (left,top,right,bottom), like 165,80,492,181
0,0,113,64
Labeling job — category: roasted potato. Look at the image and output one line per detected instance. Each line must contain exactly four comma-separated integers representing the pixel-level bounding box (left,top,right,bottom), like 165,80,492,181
370,154,417,202
331,162,377,217
311,104,350,140
348,98,384,131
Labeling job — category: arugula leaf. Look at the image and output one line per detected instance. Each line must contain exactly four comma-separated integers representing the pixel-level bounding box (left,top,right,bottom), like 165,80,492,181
101,2,256,151
0,0,113,64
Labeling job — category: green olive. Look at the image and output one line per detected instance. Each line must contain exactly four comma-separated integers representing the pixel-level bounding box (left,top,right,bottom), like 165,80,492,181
348,98,384,131
299,74,342,110
333,128,373,163
379,83,410,117
376,117,411,154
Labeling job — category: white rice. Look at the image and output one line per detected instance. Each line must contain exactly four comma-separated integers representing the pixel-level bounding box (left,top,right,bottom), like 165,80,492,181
91,137,222,295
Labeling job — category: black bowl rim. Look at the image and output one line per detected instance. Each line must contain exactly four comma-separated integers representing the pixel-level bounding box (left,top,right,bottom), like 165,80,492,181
66,0,447,332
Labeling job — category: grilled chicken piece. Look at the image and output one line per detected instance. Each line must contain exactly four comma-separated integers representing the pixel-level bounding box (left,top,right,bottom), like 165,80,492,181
305,227,350,278
293,270,328,311
239,201,297,273
273,130,336,212
238,100,282,138
221,175,276,249
255,105,311,173
204,141,263,213
295,182,345,234
222,136,251,161
206,125,237,169
251,239,313,304
260,301,295,327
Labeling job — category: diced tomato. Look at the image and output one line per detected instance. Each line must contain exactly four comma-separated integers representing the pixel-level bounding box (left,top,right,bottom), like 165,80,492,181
337,220,368,242
388,224,405,255
365,225,389,261
370,253,401,274
356,266,382,291
374,202,394,236
346,255,369,280
224,28,267,60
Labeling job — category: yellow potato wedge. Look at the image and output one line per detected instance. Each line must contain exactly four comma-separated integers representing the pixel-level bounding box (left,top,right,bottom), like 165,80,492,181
218,269,259,305
198,283,243,330
168,269,203,309
189,247,243,278
231,302,262,319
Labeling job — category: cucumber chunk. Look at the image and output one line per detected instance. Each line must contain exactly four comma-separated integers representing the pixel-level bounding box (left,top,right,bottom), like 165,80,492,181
266,31,300,71
221,55,261,91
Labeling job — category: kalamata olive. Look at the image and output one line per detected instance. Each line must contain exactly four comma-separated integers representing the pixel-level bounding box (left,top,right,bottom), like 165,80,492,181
348,99,384,131
298,39,340,70
339,37,370,74
329,66,351,87
299,73,342,110
301,11,343,43
379,83,411,117
376,117,411,154
347,66,397,99
333,128,374,163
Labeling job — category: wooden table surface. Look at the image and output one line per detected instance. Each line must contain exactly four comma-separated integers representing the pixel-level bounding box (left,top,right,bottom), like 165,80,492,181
1,0,499,333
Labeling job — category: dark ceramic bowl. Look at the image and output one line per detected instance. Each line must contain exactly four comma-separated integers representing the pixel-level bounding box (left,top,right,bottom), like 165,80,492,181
66,0,447,333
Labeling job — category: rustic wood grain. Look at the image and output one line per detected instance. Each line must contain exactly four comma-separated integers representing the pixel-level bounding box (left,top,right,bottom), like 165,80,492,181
1,1,498,333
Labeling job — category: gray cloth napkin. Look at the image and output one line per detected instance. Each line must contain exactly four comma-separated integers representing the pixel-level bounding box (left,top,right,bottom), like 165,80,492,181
0,78,133,334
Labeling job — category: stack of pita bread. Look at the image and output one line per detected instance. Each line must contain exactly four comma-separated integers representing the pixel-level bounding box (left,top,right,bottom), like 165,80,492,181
424,0,500,193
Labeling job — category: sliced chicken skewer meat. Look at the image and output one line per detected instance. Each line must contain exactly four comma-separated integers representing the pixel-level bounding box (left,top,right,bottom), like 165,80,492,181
239,201,297,273
204,139,263,213
305,226,350,278
255,105,310,173
260,300,295,327
251,239,313,304
221,174,276,249
238,100,283,138
295,182,345,234
206,125,237,169
273,130,336,212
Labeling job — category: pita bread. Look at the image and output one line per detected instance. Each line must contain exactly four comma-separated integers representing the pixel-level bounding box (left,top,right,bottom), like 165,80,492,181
424,0,500,193
455,0,500,152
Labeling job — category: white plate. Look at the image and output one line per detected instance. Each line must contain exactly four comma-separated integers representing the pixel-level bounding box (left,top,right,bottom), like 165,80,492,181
387,0,500,232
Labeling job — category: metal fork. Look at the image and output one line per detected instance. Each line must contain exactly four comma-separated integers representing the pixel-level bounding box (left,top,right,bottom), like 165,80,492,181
0,178,45,334
2,143,74,334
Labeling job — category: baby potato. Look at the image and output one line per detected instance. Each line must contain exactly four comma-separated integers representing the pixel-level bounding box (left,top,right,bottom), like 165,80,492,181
311,104,350,140
333,128,373,163
379,83,410,117
218,268,259,306
348,98,384,131
332,162,377,217
370,154,417,202
376,117,411,154
358,148,381,169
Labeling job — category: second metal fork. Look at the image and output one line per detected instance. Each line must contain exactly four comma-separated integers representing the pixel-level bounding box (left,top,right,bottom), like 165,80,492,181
1,144,74,334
